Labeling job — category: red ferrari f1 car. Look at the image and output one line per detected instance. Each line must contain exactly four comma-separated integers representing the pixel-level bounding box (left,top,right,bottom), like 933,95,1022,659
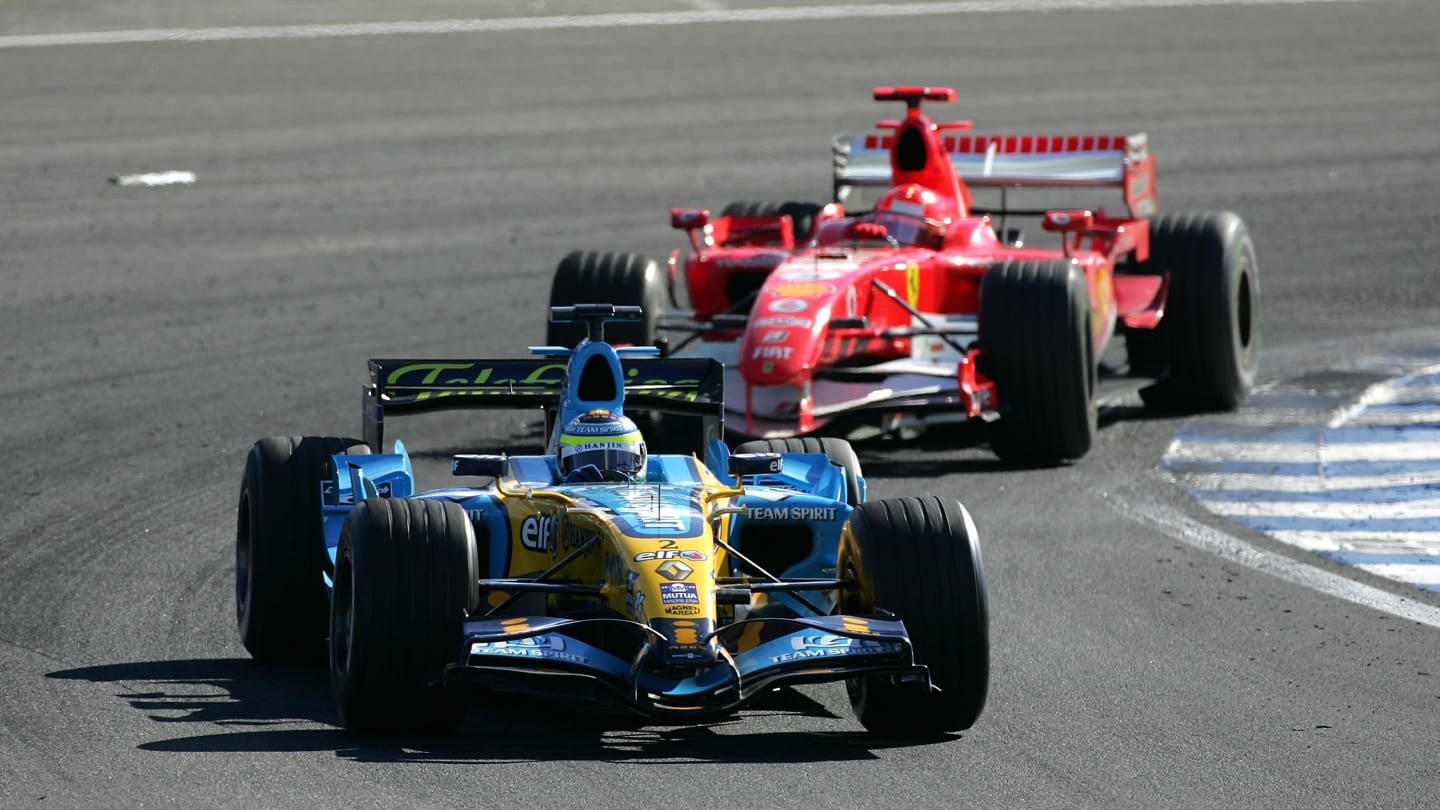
547,86,1259,463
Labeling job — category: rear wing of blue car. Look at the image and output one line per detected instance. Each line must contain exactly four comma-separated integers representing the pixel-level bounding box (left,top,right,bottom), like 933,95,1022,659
362,356,725,452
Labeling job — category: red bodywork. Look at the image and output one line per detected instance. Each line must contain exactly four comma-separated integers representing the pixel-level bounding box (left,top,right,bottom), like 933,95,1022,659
664,86,1169,439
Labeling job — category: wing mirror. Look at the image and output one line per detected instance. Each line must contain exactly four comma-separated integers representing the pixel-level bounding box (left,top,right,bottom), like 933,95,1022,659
671,208,711,230
1040,209,1095,233
452,454,508,478
729,453,783,478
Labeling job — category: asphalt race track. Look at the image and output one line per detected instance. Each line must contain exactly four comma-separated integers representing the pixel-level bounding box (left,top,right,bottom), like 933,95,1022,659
3,1,1438,807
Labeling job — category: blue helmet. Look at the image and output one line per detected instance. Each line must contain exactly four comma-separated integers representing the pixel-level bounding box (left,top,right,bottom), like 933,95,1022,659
558,410,647,480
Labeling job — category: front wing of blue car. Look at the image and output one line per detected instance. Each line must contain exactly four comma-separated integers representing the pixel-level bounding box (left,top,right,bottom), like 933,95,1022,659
442,613,930,717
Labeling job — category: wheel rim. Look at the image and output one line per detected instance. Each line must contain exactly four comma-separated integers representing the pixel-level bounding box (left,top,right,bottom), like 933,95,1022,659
840,560,864,615
1236,268,1254,351
840,558,874,707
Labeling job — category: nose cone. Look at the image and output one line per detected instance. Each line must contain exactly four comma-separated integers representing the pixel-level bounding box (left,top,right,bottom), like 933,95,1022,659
739,280,837,384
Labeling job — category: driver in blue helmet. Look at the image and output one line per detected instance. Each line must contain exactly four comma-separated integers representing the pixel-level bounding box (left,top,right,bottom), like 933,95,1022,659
558,409,647,483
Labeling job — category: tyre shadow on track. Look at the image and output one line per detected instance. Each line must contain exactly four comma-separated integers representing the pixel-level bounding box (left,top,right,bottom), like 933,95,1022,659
47,659,958,762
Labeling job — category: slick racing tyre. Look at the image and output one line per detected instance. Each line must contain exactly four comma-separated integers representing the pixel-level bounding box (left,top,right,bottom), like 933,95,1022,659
330,498,479,734
733,436,864,506
548,250,677,447
978,259,1095,464
839,496,988,737
547,250,667,349
236,435,369,663
1124,211,1259,411
720,200,824,242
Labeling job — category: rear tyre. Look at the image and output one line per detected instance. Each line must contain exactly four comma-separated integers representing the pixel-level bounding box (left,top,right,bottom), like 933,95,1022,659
547,250,666,349
839,496,988,737
733,436,863,506
236,435,369,663
978,259,1095,464
720,200,824,242
330,498,479,734
548,250,678,447
1124,211,1259,411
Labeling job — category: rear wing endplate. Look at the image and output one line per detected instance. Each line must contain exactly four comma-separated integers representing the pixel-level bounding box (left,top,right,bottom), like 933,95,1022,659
362,357,724,451
833,131,1156,216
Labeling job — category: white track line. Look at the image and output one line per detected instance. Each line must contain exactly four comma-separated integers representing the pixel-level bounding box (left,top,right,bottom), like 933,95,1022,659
0,0,1374,50
1271,530,1440,554
1114,500,1440,629
1204,499,1440,520
1357,563,1440,587
1167,439,1440,464
110,170,196,187
1173,471,1440,492
1346,412,1440,427
1328,369,1440,429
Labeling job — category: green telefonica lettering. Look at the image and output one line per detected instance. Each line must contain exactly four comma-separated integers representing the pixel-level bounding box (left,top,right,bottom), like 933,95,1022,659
387,362,475,401
632,377,702,402
522,364,566,385
444,365,494,394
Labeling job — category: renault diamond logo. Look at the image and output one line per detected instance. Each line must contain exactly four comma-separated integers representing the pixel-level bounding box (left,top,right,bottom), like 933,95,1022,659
656,560,693,581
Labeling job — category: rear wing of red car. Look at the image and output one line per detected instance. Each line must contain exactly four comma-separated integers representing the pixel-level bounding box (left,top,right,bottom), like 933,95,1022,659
361,357,724,451
833,131,1157,217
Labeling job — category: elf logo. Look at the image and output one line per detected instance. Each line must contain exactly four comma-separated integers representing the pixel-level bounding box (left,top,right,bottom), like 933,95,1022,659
521,514,557,552
633,550,707,563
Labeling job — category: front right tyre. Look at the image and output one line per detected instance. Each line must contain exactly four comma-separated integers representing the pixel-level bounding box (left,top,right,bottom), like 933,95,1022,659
978,258,1095,464
236,435,368,663
719,200,824,242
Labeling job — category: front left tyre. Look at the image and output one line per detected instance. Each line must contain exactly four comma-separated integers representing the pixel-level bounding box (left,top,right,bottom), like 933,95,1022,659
839,496,988,737
330,498,479,734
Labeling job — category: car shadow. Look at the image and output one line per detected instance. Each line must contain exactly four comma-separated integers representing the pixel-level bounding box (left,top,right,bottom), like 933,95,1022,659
48,659,960,763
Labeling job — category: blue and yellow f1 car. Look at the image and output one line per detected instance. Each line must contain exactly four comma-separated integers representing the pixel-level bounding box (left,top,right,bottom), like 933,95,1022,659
235,305,988,737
